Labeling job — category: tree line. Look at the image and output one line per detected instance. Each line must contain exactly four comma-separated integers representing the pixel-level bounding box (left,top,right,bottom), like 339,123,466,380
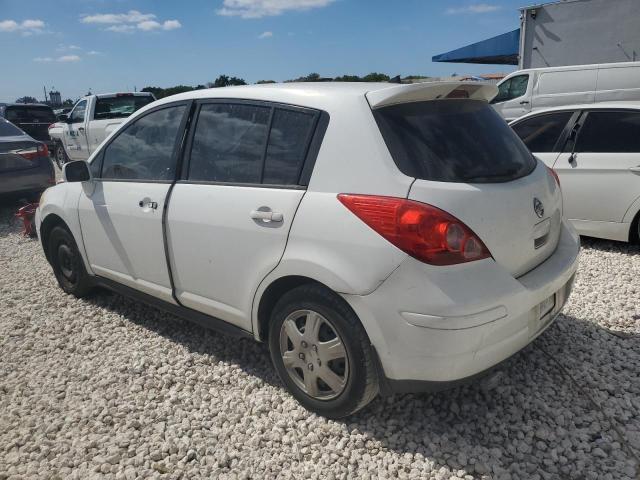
14,72,432,104
142,72,430,99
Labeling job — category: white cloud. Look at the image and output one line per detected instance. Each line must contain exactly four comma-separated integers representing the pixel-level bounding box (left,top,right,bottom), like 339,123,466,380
218,0,335,19
445,3,501,14
258,31,273,39
0,18,46,35
137,19,181,31
34,55,81,63
80,10,155,25
162,20,181,30
87,50,101,56
58,55,81,62
81,10,181,33
57,44,82,52
105,24,135,33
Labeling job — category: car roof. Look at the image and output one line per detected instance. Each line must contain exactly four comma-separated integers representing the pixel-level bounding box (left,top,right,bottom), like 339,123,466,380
148,81,498,113
3,103,52,108
510,102,640,124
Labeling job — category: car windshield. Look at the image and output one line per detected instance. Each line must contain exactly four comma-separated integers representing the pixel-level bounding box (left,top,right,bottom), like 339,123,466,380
94,95,155,120
0,119,24,137
5,106,56,123
373,99,536,183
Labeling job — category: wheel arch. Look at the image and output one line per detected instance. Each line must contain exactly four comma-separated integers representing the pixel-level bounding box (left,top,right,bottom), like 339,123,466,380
255,275,325,342
40,213,69,264
623,194,640,243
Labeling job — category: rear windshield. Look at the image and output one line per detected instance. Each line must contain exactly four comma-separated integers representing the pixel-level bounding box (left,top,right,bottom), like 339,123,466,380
0,119,24,137
373,99,536,183
5,106,56,123
94,95,155,120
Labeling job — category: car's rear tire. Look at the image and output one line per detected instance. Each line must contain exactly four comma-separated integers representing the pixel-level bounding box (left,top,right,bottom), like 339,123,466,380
48,226,93,297
54,141,69,170
268,284,378,419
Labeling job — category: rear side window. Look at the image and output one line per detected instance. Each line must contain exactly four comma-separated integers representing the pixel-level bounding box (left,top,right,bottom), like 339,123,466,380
94,95,155,120
512,111,574,152
101,105,186,181
188,103,318,186
5,106,55,123
374,100,536,183
263,109,317,185
188,104,271,183
0,119,23,137
576,111,640,153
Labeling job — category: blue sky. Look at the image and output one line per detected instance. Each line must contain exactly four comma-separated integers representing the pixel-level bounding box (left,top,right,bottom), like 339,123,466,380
0,0,525,103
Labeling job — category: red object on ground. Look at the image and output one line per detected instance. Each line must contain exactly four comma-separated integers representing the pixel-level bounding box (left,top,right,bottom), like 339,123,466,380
16,203,39,237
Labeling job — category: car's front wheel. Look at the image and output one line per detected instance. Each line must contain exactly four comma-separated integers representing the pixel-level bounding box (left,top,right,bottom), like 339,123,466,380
54,141,69,169
268,284,378,418
48,226,93,297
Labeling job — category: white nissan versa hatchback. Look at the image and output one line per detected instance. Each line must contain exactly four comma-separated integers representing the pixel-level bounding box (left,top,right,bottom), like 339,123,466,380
36,82,580,418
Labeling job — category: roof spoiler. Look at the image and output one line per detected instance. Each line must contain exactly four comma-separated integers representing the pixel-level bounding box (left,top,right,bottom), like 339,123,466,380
366,81,498,109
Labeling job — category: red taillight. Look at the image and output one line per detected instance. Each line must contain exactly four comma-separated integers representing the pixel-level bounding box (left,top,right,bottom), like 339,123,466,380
17,143,48,161
337,194,492,266
547,165,560,189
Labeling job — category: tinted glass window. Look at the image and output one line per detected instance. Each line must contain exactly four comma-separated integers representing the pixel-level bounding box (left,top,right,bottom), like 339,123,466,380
263,109,316,185
576,111,640,153
70,101,87,123
0,119,24,137
493,75,529,103
101,105,186,181
374,100,536,183
512,111,573,152
5,106,56,123
94,95,155,120
188,103,270,183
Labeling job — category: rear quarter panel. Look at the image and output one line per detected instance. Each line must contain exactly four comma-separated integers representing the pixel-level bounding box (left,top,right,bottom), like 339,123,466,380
252,95,413,335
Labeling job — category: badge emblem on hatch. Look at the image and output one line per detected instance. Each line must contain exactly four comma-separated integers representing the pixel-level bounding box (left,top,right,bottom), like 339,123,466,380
533,198,545,218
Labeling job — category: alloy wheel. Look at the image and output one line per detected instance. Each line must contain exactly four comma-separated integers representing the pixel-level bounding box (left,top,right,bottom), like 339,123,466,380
279,309,349,400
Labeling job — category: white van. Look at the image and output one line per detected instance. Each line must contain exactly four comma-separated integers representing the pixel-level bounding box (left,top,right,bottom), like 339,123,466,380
491,61,640,121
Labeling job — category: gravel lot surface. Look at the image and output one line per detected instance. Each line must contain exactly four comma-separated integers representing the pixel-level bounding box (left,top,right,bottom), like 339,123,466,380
1,201,639,480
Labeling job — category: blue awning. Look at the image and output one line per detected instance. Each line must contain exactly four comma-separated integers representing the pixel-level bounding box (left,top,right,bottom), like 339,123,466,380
432,29,520,65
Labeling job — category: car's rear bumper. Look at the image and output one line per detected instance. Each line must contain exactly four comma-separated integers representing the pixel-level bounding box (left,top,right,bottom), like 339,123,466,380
0,158,55,196
343,220,580,389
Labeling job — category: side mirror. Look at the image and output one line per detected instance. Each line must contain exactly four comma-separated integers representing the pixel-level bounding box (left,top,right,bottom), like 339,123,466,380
57,114,68,122
63,161,92,183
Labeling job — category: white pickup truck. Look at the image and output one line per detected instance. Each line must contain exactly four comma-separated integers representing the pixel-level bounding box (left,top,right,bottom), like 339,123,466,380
48,92,155,168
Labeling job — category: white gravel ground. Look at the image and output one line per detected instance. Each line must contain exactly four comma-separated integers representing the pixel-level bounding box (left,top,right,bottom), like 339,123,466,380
1,202,639,480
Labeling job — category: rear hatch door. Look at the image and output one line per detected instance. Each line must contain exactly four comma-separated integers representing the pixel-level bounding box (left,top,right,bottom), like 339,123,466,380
4,106,56,142
372,96,562,277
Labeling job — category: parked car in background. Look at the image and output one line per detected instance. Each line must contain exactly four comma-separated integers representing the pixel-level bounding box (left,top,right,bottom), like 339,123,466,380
511,103,640,242
0,117,54,200
0,103,56,152
48,92,155,168
36,82,579,418
492,61,640,121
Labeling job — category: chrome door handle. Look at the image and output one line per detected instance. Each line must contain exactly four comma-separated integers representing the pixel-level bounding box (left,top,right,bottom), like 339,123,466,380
139,200,158,209
250,210,283,222
629,166,640,174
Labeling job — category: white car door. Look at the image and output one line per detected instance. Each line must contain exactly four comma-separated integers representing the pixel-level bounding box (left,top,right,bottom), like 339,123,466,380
491,74,531,121
66,100,89,161
511,110,578,168
553,109,640,223
78,102,190,303
166,101,322,331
